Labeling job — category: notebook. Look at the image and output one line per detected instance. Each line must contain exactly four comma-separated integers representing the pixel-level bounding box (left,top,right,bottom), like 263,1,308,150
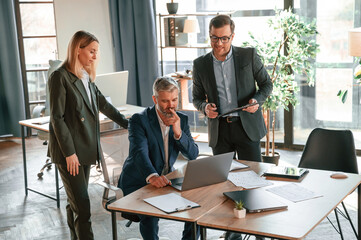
262,166,309,180
170,152,233,191
224,189,288,213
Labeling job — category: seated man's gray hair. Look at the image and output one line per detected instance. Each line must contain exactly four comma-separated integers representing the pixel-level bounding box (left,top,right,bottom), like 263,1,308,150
153,77,179,97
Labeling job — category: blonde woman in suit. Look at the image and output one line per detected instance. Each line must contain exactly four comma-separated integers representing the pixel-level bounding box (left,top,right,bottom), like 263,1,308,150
48,31,128,240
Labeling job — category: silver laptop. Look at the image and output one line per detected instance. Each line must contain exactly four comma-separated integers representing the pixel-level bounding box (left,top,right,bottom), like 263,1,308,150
224,188,288,213
170,152,234,191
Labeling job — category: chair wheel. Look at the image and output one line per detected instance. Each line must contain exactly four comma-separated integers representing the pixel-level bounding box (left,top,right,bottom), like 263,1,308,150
37,172,44,178
47,165,52,170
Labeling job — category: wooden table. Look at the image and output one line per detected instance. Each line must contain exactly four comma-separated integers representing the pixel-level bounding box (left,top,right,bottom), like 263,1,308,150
19,104,144,208
107,160,274,240
197,168,361,240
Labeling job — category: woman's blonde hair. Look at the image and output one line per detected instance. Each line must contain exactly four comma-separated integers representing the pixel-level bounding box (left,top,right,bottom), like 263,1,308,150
63,30,99,80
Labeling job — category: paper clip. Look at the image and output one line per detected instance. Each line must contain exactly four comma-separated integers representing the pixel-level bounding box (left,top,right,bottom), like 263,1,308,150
175,205,192,212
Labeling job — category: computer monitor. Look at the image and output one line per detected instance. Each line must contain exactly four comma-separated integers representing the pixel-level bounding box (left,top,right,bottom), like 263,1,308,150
95,71,128,107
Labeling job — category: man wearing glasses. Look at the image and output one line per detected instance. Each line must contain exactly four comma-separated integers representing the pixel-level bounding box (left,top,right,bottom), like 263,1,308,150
192,14,272,163
192,15,272,239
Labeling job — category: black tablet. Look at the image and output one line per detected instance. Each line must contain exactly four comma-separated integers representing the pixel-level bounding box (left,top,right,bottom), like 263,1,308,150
263,166,309,179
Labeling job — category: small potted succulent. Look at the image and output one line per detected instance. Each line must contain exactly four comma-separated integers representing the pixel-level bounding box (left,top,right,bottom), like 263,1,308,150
233,200,246,218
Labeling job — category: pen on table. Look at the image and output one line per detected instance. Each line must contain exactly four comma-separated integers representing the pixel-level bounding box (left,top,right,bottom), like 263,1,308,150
175,205,192,212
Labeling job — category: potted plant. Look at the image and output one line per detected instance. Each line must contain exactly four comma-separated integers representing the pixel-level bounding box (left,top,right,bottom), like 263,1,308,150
167,0,178,14
234,200,246,218
242,8,319,163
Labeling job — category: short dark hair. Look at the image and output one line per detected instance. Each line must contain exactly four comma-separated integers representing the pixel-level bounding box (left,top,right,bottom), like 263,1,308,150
209,15,235,34
153,76,179,97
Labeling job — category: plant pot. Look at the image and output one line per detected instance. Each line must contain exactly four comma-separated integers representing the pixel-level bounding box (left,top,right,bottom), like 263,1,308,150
166,3,178,14
261,151,280,166
234,208,246,218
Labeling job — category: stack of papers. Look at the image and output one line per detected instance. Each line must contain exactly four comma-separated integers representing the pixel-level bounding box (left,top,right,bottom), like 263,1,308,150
228,170,273,189
171,71,192,80
32,117,50,125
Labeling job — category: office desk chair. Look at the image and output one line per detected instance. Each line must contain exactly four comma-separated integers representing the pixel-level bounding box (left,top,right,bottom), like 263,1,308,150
97,141,140,232
298,128,358,239
33,60,62,178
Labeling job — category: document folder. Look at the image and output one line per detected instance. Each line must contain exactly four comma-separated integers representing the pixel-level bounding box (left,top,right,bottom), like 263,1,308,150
263,166,309,180
218,102,263,118
144,193,200,214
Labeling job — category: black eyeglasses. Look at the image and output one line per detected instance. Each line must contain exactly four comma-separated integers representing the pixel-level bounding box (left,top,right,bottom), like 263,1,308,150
209,34,233,43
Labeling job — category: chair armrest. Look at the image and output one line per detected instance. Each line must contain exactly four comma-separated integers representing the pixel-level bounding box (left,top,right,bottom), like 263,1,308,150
97,181,120,192
97,181,123,209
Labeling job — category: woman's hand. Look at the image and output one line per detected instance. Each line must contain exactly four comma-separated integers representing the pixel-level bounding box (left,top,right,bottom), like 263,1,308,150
66,153,81,176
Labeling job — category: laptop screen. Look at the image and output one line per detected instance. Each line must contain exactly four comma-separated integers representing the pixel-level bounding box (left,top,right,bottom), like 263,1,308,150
171,152,234,191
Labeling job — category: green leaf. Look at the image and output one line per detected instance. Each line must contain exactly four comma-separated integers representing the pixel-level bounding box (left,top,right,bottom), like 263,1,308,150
342,90,348,103
337,90,348,104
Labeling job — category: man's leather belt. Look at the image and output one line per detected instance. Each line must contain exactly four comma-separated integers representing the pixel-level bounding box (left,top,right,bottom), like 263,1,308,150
221,116,240,123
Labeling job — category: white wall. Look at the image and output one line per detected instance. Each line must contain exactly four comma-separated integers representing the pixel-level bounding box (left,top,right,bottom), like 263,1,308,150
53,0,115,74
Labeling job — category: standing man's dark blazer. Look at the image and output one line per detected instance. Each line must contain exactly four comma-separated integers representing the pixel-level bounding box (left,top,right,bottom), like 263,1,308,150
48,66,128,165
192,46,272,148
118,106,199,195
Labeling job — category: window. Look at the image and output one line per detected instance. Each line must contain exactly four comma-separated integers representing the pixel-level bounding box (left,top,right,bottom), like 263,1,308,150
15,0,58,118
156,0,361,151
294,0,361,148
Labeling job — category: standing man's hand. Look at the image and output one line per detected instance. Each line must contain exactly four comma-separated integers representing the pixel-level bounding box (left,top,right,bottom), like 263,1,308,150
205,103,218,118
243,99,259,113
66,153,81,176
148,175,170,188
163,108,182,139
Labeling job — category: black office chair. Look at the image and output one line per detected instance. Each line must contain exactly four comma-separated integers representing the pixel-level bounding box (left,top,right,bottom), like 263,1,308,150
298,128,358,239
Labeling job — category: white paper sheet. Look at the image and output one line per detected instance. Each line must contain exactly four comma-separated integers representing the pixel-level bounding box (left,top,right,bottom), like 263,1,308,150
266,183,323,202
230,160,249,171
228,170,273,189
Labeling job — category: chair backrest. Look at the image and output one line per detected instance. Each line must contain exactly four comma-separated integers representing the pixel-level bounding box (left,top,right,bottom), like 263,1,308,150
45,60,62,115
298,128,358,174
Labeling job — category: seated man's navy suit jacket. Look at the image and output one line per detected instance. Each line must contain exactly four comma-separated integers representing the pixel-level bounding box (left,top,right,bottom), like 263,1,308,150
118,106,199,195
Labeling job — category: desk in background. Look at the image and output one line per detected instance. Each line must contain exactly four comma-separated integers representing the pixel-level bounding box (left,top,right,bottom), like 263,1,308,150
19,104,144,208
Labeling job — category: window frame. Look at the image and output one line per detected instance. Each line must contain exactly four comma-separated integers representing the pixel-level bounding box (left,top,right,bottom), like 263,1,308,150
14,0,58,119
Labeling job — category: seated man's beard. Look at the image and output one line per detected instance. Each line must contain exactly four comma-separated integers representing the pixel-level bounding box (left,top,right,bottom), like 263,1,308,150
157,105,174,118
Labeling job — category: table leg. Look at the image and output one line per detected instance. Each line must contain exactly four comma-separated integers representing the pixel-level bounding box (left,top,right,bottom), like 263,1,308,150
112,211,117,240
21,125,28,196
358,184,360,239
200,226,206,240
192,222,197,240
55,165,60,208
